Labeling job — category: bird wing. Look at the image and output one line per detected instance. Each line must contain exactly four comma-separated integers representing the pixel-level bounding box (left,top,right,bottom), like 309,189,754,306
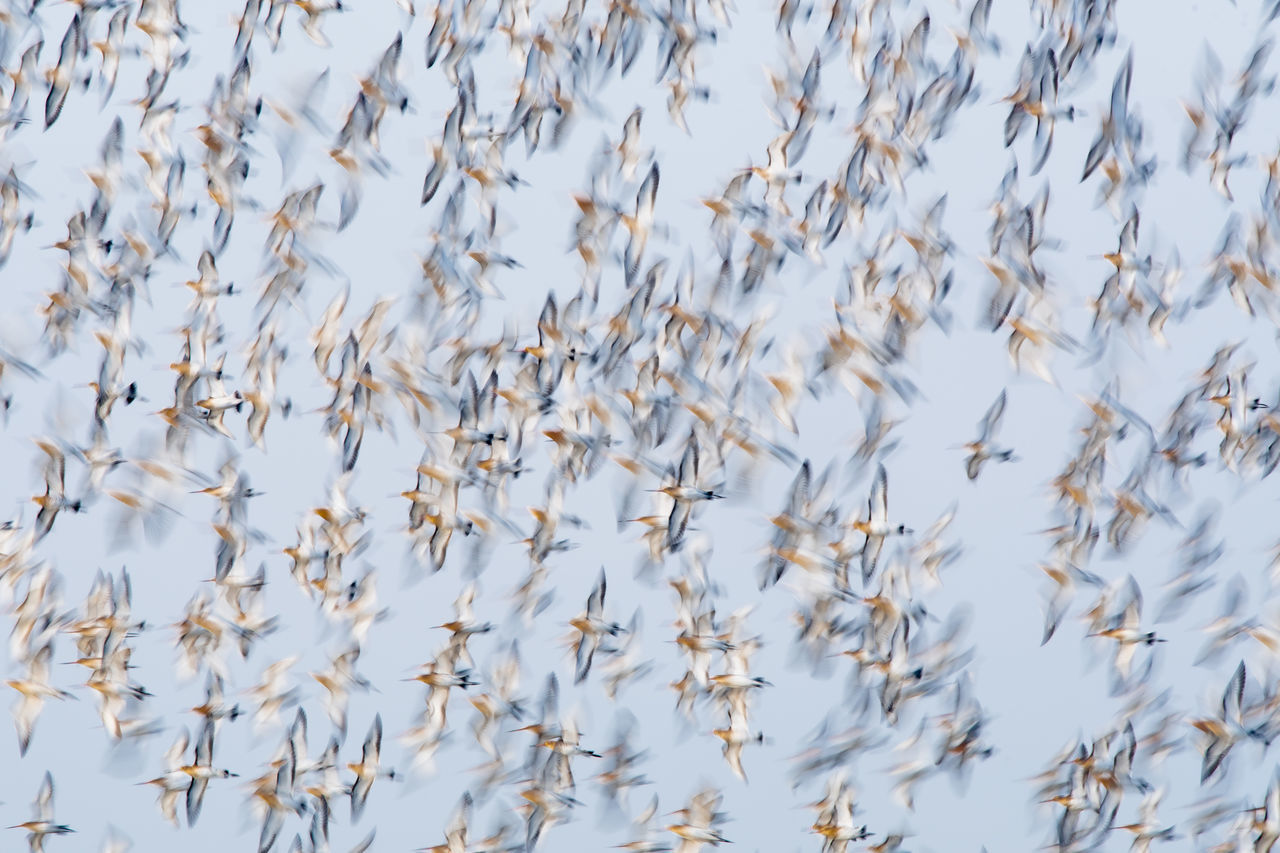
349,774,372,821
1223,660,1245,725
37,771,55,822
587,569,607,619
574,633,599,684
965,453,983,481
637,163,659,223
195,718,215,767
861,535,884,583
165,728,190,770
667,500,692,551
1110,48,1133,128
979,390,1007,442
259,807,285,853
363,713,383,766
723,740,746,782
186,776,209,825
871,464,888,524
789,460,811,517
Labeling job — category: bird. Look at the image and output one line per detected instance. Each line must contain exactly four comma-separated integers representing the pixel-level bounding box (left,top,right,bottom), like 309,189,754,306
851,464,911,584
8,642,73,755
652,432,724,553
569,568,623,684
666,788,729,853
180,719,238,825
960,389,1017,480
9,772,74,851
348,713,395,820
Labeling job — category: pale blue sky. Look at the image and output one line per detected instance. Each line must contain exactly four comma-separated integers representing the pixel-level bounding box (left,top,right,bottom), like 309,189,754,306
2,1,1280,852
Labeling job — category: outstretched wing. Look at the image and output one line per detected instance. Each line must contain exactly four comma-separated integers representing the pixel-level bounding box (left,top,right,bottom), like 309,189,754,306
979,390,1007,442
870,464,888,524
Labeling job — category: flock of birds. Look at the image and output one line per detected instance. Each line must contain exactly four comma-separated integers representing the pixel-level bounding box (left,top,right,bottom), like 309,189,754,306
3,0,1280,850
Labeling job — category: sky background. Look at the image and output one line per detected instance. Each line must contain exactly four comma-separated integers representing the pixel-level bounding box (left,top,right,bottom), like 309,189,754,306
3,0,1280,851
